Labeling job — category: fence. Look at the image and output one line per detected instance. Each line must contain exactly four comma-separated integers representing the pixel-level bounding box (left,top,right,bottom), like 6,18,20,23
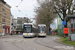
57,25,64,36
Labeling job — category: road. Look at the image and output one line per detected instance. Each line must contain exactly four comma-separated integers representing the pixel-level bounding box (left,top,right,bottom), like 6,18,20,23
0,35,75,50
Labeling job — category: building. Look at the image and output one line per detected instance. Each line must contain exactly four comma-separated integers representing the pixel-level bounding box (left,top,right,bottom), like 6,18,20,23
17,17,30,31
12,18,17,32
57,13,64,35
12,17,30,34
0,0,11,35
10,15,14,33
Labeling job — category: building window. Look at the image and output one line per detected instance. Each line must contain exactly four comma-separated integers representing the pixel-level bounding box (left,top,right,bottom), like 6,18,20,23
2,18,5,22
2,8,5,12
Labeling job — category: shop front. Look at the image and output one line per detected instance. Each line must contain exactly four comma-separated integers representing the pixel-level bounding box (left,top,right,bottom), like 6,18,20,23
5,26,10,34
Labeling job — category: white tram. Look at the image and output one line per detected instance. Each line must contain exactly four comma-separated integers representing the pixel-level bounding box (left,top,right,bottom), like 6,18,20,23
23,23,37,38
38,24,46,37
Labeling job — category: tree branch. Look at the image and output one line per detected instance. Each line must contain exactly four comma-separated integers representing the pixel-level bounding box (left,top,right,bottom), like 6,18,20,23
54,7,63,21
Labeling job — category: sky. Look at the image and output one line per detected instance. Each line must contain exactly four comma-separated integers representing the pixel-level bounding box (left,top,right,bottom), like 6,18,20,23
4,0,38,19
50,19,57,29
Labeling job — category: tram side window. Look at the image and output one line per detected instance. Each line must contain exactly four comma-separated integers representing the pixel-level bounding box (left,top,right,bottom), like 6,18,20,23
32,27,38,33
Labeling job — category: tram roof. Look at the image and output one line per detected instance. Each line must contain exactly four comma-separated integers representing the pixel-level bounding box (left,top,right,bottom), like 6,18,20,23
24,23,33,25
38,24,46,26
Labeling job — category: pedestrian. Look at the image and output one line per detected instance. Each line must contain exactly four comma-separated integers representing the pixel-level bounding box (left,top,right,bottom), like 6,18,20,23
18,32,20,35
15,32,16,35
72,27,74,33
50,29,52,35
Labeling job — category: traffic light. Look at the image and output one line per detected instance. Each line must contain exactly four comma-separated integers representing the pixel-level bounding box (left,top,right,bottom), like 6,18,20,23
11,23,13,25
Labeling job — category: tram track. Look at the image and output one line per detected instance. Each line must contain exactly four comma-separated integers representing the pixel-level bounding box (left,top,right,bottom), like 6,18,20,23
34,37,58,50
40,36,75,50
11,41,25,50
11,40,36,50
21,40,36,50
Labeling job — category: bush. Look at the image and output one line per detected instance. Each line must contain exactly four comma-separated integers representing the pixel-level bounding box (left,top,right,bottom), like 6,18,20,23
10,33,13,35
53,29,57,32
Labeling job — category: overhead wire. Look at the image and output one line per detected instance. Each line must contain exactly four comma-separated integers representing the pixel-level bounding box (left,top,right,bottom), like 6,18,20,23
16,0,23,7
16,0,27,17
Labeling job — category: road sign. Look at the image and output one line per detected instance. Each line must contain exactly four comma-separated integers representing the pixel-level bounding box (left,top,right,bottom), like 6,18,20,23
60,26,62,29
62,21,66,25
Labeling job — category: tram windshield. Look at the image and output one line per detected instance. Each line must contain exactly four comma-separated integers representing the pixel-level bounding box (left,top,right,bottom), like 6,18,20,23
23,25,32,33
38,26,46,33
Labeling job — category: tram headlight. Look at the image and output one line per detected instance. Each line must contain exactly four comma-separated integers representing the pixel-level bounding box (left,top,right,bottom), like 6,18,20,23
31,33,33,35
23,33,25,35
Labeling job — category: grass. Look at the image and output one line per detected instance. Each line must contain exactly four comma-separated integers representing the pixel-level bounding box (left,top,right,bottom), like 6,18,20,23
60,37,75,46
47,35,53,36
56,35,62,37
47,34,57,36
48,34,75,46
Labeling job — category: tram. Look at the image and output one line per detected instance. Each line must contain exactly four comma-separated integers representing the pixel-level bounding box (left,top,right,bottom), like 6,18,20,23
23,23,38,38
38,24,46,37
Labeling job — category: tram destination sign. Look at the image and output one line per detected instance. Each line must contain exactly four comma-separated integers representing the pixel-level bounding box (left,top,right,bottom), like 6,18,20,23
24,25,31,27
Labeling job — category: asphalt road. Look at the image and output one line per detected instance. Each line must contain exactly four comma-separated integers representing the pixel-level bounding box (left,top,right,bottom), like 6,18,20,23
0,35,75,50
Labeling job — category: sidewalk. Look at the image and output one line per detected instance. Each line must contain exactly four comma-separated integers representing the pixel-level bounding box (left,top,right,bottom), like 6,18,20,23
54,38,75,47
0,35,15,38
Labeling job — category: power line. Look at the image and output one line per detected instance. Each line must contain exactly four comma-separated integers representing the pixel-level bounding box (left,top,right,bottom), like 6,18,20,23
16,0,27,17
16,0,23,7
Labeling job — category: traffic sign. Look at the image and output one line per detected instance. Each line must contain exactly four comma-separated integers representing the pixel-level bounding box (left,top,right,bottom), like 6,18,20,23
62,21,66,25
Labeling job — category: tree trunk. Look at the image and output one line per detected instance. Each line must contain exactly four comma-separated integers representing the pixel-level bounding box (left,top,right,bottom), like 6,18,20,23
46,24,50,35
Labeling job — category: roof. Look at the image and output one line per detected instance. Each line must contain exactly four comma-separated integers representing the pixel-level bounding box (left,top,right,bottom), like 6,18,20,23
65,15,75,20
67,15,75,18
38,24,46,26
24,23,33,25
1,0,11,8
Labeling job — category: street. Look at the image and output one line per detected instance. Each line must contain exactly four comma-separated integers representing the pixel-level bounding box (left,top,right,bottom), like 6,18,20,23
0,35,75,50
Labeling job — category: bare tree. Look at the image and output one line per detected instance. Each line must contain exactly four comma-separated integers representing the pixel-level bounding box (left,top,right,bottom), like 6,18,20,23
35,0,56,34
53,0,73,27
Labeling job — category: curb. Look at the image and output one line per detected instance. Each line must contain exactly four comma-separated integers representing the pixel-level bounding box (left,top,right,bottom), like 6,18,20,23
54,39,75,47
0,35,17,38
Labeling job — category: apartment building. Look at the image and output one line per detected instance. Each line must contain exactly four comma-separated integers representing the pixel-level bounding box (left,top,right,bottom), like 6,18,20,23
12,18,17,31
0,0,11,35
11,17,30,34
12,17,29,31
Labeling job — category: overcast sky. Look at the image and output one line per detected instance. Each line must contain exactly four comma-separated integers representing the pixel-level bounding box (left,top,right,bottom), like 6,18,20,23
4,0,38,18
